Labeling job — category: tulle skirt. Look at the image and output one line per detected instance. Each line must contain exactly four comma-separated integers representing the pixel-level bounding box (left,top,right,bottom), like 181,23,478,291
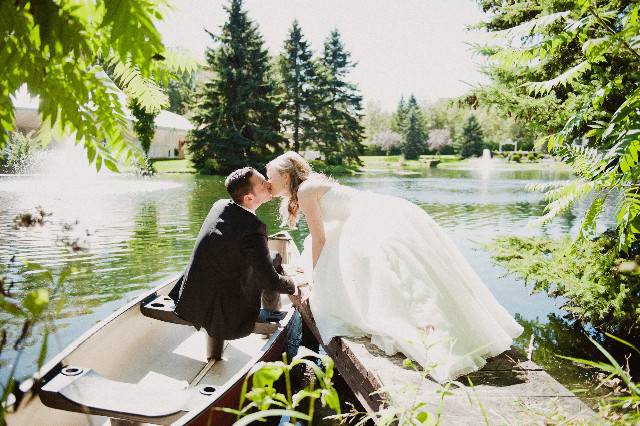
301,190,523,382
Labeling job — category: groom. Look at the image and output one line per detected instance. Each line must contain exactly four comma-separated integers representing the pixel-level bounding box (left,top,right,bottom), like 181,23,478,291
171,167,302,359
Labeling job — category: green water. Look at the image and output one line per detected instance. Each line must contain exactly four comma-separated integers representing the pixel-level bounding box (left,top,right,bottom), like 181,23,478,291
0,166,606,397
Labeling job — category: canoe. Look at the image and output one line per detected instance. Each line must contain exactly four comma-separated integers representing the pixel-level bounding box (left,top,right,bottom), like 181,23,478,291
7,231,301,426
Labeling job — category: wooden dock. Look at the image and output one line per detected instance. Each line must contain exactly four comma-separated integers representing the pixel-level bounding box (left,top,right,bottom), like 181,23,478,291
291,298,597,424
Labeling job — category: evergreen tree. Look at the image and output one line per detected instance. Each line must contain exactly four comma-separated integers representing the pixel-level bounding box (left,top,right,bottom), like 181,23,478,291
188,0,284,174
459,114,484,158
390,95,408,135
403,106,427,160
166,71,196,116
314,29,365,165
129,98,157,157
278,20,318,153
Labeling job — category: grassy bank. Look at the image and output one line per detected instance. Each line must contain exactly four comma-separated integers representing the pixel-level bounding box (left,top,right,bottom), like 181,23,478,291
151,159,196,174
150,155,569,175
437,157,572,171
360,155,460,172
150,158,358,176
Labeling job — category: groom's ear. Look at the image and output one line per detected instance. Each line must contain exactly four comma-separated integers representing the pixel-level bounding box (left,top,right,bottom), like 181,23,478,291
242,192,254,205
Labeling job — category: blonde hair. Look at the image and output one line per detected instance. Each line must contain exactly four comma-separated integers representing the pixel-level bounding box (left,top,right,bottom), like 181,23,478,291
267,151,330,228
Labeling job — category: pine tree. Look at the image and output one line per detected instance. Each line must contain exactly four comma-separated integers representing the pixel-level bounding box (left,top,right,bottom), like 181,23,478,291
188,0,284,174
401,94,426,159
314,29,365,165
459,114,484,158
278,20,318,153
403,106,426,160
390,95,408,135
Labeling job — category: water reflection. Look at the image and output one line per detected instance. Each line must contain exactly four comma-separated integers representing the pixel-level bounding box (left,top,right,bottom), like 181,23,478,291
0,166,606,395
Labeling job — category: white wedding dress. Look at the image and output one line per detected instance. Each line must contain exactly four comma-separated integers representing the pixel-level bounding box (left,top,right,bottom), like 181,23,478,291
300,183,523,382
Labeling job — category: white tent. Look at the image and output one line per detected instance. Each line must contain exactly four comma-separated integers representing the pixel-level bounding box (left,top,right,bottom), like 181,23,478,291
10,86,192,159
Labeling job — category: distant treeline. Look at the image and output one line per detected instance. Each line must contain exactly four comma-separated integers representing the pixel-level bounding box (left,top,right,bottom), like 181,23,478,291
362,96,537,159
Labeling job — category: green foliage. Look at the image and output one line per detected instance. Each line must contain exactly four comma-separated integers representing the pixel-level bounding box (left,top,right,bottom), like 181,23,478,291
221,347,341,425
1,0,198,172
459,115,484,158
487,233,640,340
313,29,365,165
1,261,74,423
188,0,284,174
559,334,640,423
403,106,427,160
278,20,319,152
165,70,196,116
391,95,409,135
308,160,357,175
476,0,640,252
0,132,42,174
332,356,457,425
128,98,157,157
363,100,392,143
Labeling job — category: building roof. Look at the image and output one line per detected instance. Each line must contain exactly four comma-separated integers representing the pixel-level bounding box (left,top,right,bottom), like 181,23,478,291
11,85,192,132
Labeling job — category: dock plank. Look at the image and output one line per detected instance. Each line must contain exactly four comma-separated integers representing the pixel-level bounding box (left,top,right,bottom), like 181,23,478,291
291,297,596,424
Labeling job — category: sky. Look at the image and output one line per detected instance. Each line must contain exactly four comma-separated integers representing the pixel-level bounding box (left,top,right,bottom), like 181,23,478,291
157,0,490,112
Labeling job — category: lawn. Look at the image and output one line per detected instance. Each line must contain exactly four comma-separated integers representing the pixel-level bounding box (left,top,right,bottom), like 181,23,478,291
360,155,460,172
152,158,196,174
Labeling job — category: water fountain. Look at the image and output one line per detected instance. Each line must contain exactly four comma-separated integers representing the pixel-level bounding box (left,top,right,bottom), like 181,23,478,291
0,139,182,196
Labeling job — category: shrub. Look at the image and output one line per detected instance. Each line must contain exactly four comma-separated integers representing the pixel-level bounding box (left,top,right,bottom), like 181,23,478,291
369,130,403,155
363,144,384,156
0,131,41,174
202,158,221,175
426,128,453,154
510,153,521,162
309,160,356,175
325,152,344,166
487,232,640,340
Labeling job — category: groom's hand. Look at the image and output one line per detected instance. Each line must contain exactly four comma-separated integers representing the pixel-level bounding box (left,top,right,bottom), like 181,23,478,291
296,284,311,303
289,278,311,304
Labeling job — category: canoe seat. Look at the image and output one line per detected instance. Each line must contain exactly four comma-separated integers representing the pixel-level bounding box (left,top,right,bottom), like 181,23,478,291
40,366,216,424
140,294,192,325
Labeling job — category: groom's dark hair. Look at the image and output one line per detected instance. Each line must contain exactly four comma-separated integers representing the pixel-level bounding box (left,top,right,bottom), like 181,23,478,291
225,167,258,204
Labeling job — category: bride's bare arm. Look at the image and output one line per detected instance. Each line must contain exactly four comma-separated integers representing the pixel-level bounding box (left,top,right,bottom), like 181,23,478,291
298,184,325,269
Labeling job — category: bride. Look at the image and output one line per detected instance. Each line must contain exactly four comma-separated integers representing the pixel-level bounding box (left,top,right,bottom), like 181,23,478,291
266,151,523,382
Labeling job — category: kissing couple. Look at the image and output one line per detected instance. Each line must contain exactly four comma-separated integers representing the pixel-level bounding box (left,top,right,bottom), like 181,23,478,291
174,151,523,383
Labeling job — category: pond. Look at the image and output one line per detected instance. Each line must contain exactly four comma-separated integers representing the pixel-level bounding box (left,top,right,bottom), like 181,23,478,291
0,163,605,399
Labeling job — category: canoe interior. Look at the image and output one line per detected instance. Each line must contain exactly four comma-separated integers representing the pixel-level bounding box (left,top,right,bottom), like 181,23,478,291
8,232,300,426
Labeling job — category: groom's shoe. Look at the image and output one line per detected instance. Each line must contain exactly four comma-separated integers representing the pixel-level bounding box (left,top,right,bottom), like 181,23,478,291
253,321,278,335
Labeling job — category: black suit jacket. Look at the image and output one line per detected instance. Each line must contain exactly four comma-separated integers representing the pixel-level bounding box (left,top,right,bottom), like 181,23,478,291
172,199,295,340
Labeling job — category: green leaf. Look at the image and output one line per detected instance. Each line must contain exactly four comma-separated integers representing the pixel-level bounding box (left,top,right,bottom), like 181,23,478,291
0,295,24,316
104,158,120,173
38,328,49,369
604,333,640,356
23,288,49,317
20,260,54,284
293,388,322,407
86,142,96,164
321,388,341,414
57,264,76,287
577,194,607,241
252,363,284,388
523,61,591,95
